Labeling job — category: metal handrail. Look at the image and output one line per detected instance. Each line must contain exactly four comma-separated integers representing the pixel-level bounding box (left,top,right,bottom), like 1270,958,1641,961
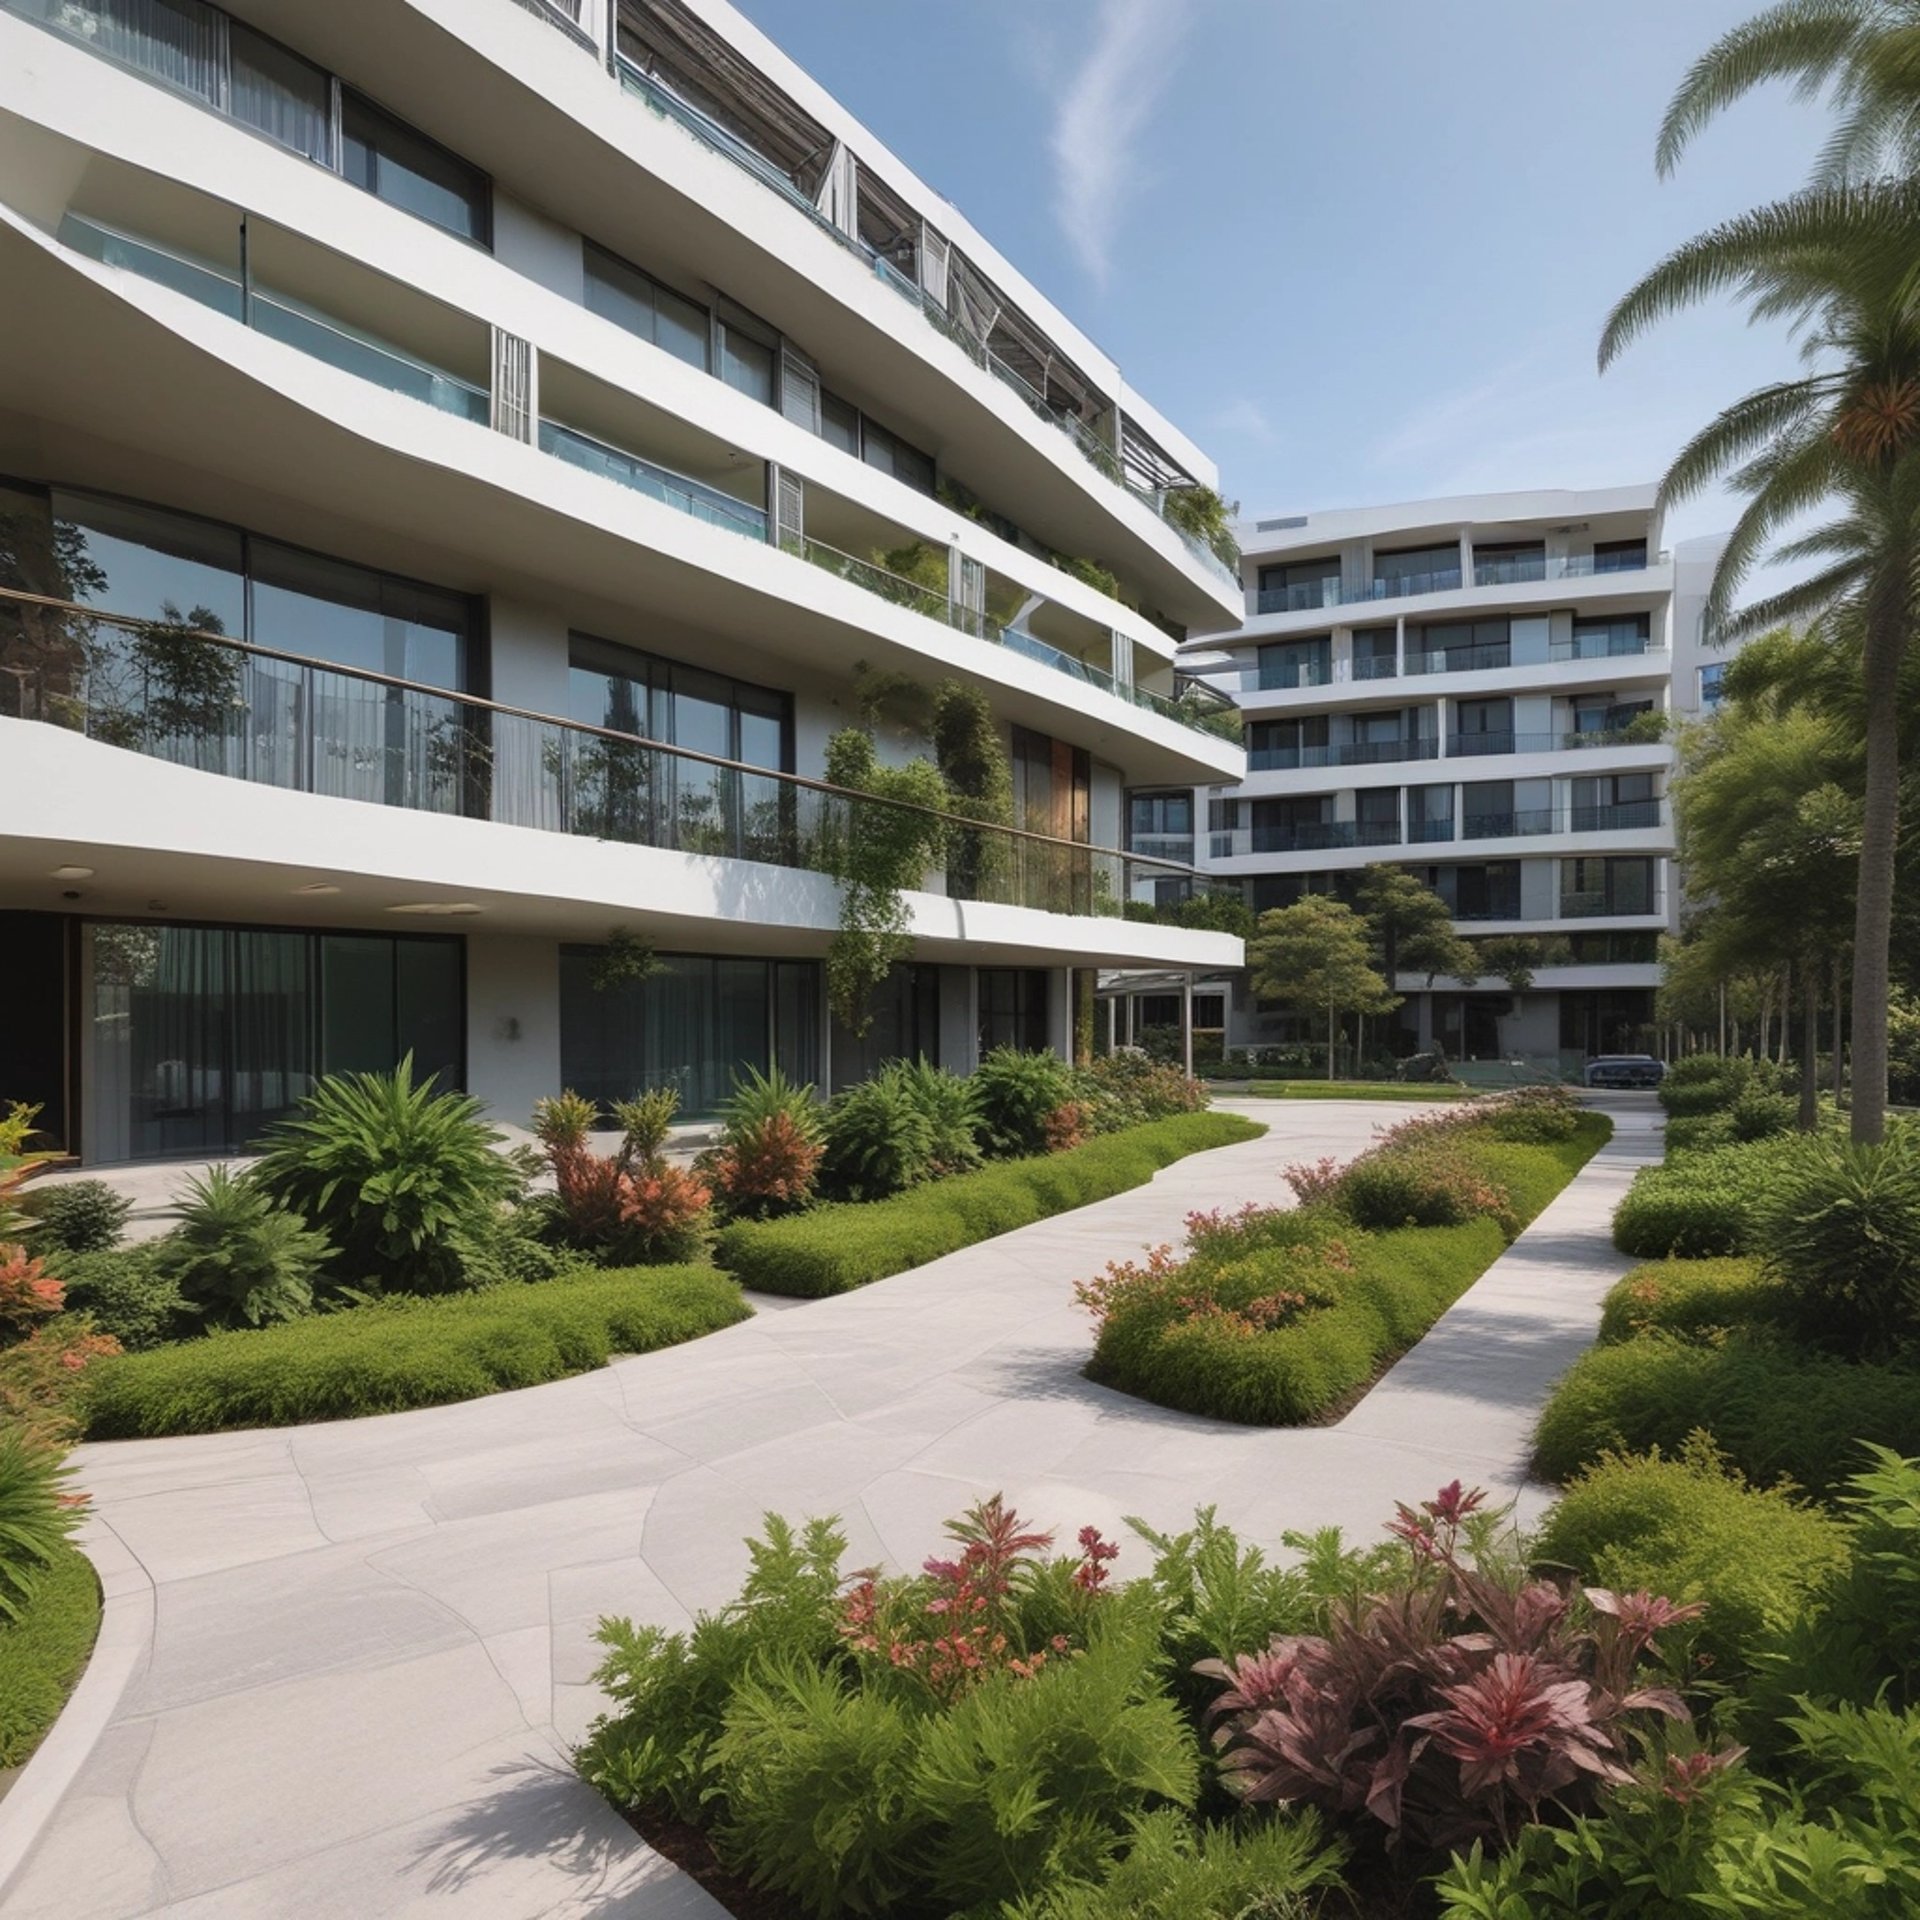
0,585,1217,880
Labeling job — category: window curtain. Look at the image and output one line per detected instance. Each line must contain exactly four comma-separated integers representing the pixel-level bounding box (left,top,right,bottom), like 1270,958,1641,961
228,22,331,163
36,0,224,106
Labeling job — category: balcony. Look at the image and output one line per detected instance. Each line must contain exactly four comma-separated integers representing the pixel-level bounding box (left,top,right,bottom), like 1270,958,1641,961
1461,803,1664,841
1247,737,1438,772
1364,566,1463,601
1408,644,1512,675
541,420,769,539
1471,551,1664,587
1446,731,1667,760
1255,577,1344,616
0,590,1220,921
60,215,490,426
1353,654,1400,682
1549,634,1661,664
1560,890,1664,919
1250,820,1404,854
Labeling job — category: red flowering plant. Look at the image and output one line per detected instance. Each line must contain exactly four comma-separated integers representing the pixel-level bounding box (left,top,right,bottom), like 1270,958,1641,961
1042,1099,1091,1154
837,1495,1120,1703
532,1087,712,1265
1200,1481,1701,1856
702,1066,824,1221
0,1319,122,1445
0,1243,65,1343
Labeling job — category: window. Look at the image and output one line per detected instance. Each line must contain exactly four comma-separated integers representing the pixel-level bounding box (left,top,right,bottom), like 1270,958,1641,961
1568,614,1652,660
1128,792,1193,841
560,948,820,1117
85,921,460,1162
977,969,1051,1057
1257,636,1331,690
820,391,861,457
1415,618,1509,671
1373,543,1460,593
342,91,490,244
1700,661,1727,710
717,320,776,405
1563,857,1657,915
1474,541,1545,585
12,1,492,243
1258,555,1341,592
1352,627,1397,677
1193,995,1226,1029
1248,715,1328,769
859,418,937,495
585,245,709,370
833,963,939,1086
1593,538,1649,574
1453,696,1512,741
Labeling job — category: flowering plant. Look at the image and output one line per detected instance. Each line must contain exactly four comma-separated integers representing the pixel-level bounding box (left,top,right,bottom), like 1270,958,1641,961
1201,1482,1700,1853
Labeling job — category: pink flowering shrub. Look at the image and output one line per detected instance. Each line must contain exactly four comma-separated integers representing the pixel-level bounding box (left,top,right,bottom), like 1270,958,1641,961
533,1089,713,1265
0,1243,65,1342
1203,1480,1699,1852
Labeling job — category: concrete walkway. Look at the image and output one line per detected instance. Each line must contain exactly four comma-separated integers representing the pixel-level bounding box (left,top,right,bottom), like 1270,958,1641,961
0,1094,1659,1918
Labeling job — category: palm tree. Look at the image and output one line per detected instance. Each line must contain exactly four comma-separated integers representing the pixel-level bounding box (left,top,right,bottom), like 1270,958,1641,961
1600,178,1920,1140
1657,1,1920,184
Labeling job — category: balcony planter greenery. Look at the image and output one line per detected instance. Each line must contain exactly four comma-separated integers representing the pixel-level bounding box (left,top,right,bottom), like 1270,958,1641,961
1160,486,1242,570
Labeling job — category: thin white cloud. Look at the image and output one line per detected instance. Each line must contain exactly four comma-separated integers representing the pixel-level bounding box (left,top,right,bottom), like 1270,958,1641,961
1203,397,1280,447
1051,0,1190,287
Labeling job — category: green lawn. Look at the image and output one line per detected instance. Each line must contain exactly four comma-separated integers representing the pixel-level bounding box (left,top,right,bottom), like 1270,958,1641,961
0,1544,101,1773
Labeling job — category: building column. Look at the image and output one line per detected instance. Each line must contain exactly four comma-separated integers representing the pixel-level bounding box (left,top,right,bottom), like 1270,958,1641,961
1181,971,1194,1077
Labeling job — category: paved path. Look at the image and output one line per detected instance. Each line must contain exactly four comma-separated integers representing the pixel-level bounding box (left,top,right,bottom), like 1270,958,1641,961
0,1094,1659,1918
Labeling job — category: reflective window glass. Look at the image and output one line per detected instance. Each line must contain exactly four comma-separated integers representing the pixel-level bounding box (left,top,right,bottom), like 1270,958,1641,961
229,22,332,164
50,491,245,634
342,90,489,244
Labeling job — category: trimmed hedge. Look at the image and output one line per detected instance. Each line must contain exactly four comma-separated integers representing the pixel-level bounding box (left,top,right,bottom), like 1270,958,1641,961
1611,1137,1803,1258
81,1266,750,1439
715,1113,1265,1298
1533,1443,1848,1676
1533,1335,1920,1496
1089,1115,1610,1426
1595,1257,1787,1344
0,1543,101,1769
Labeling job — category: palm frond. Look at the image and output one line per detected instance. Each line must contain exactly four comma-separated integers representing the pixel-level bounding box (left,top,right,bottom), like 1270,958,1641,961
1656,0,1869,178
1657,380,1828,506
1723,557,1869,637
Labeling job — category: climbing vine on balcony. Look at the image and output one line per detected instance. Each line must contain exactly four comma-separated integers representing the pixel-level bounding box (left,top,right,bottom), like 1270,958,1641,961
820,727,951,1036
1160,486,1242,570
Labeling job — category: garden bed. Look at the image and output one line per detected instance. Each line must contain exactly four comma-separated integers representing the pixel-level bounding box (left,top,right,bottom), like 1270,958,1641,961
714,1112,1264,1297
1082,1102,1609,1427
80,1265,750,1439
0,1543,101,1784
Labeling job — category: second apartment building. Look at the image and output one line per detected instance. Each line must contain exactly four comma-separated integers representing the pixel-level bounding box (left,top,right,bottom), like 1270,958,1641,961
1138,487,1725,1071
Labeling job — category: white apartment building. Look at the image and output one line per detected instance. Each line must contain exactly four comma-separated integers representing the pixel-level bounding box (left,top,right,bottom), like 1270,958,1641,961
0,0,1247,1164
1122,487,1726,1073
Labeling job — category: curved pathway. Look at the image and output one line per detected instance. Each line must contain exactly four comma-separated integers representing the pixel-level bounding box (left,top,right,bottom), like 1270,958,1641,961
0,1095,1659,1918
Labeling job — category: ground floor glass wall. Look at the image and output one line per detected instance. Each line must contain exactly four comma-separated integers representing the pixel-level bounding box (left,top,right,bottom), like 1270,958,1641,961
85,922,462,1161
558,948,821,1116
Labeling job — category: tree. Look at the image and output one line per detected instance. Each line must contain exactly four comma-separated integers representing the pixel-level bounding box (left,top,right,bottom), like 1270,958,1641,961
1656,2,1920,186
1601,170,1920,1142
1673,691,1861,1125
1355,866,1476,987
1460,935,1572,996
1248,896,1400,1082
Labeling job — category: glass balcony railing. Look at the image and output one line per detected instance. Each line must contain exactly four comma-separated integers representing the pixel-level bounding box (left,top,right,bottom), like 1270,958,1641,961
1255,578,1344,615
250,295,489,425
1363,566,1464,601
1353,653,1400,681
0,589,1224,923
1473,554,1547,587
540,421,769,539
1407,644,1512,675
1408,818,1457,844
1446,731,1517,758
1469,551,1661,587
1560,890,1664,919
1250,820,1404,854
59,214,490,425
1551,632,1660,663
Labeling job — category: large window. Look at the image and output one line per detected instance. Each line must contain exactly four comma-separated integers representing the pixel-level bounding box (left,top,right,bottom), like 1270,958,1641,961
585,245,709,370
1257,636,1331,690
85,922,461,1162
1562,856,1658,916
566,635,793,859
559,948,820,1116
832,963,940,1088
7,0,490,243
977,969,1051,1057
1373,543,1461,594
1415,619,1509,673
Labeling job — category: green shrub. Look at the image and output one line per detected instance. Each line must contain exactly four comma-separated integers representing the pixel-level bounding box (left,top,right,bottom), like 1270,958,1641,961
0,1542,99,1770
20,1179,130,1254
1728,1087,1797,1143
1662,1111,1737,1154
1754,1130,1920,1357
252,1055,521,1294
818,1063,937,1201
151,1166,333,1330
1004,1808,1345,1920
1533,1438,1848,1676
890,1057,983,1177
81,1265,750,1438
972,1047,1077,1158
0,1430,80,1624
1754,1446,1920,1720
718,1114,1262,1297
1533,1334,1920,1495
1076,1054,1208,1133
1089,1118,1609,1426
1659,1054,1761,1117
444,1206,592,1290
1339,1142,1516,1234
1483,1084,1582,1145
1612,1137,1802,1258
42,1243,191,1350
1596,1258,1786,1344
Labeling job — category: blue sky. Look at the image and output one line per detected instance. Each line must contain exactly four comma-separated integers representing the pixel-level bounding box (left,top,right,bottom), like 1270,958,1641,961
731,0,1831,549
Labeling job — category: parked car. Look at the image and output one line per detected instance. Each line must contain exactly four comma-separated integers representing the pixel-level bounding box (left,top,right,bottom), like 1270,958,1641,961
1584,1054,1666,1089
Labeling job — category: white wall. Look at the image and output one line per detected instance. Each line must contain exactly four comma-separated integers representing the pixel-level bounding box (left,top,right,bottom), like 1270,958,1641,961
465,932,562,1128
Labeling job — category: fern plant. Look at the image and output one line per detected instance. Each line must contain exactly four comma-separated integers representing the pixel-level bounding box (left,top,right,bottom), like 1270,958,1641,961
153,1166,332,1329
818,1064,937,1200
0,1427,82,1624
890,1057,982,1177
252,1055,520,1294
973,1047,1077,1158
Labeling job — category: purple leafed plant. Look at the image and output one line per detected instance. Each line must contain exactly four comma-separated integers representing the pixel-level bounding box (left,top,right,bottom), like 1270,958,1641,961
1199,1481,1699,1853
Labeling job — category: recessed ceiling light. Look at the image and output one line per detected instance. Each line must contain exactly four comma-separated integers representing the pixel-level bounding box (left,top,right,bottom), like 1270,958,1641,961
386,901,484,916
49,866,94,880
293,883,342,895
